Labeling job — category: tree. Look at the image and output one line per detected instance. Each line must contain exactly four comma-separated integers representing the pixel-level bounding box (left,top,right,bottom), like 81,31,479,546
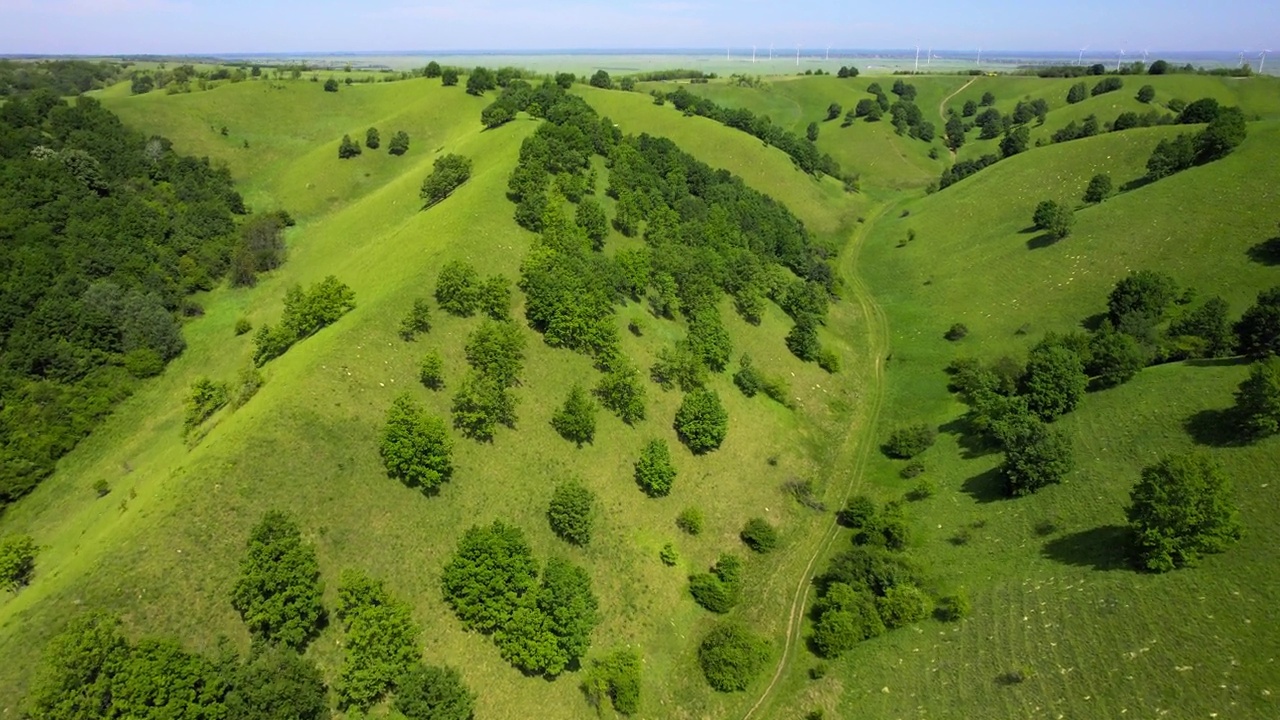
826,102,842,121
231,512,325,649
465,319,525,387
1137,84,1156,103
1237,286,1280,358
980,91,996,106
548,479,596,546
365,127,380,149
634,438,676,497
0,534,37,591
1170,297,1235,358
420,153,472,208
1146,133,1196,179
810,583,883,658
1179,97,1221,124
1000,418,1073,496
962,99,978,116
25,612,130,718
441,67,459,86
651,342,708,391
589,70,612,89
388,130,410,155
395,664,475,720
419,350,445,390
883,423,936,459
806,121,819,142
1128,453,1243,572
582,648,642,715
740,517,779,553
442,521,539,633
1031,199,1073,239
399,298,432,340
379,393,454,494
424,61,442,78
451,371,518,441
1235,356,1280,438
674,388,728,454
1066,82,1087,104
575,197,609,250
323,78,338,92
689,553,743,613
225,645,330,720
552,384,598,446
1087,325,1147,387
1000,126,1031,157
1021,344,1087,421
1149,59,1170,74
335,570,421,710
686,307,733,372
1108,269,1178,330
945,115,966,150
875,584,930,628
698,623,770,692
435,259,480,316
338,133,361,159
1194,107,1247,163
1083,173,1113,203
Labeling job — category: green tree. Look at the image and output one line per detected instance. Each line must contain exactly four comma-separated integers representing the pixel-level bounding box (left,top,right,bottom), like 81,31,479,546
231,512,325,649
338,133,361,159
1083,173,1113,203
826,102,843,120
810,583,883,657
806,121,819,142
25,612,129,718
1194,107,1247,163
595,361,646,424
883,423,936,459
388,130,411,155
424,61,442,78
435,259,480,316
677,506,704,534
1108,269,1178,331
581,648,642,715
1237,286,1280,358
674,388,729,454
398,298,432,340
651,342,708,391
1000,417,1073,496
552,385,598,447
184,377,229,435
323,78,338,92
419,350,445,390
686,307,733,372
441,67,459,86
980,91,996,106
1000,126,1031,157
697,623,770,692
1087,325,1147,387
442,521,539,633
548,479,596,546
689,554,743,613
365,127,380,149
335,570,421,710
875,584,930,629
379,394,454,494
945,115,966,150
1169,297,1235,358
635,438,676,497
394,664,475,720
1235,356,1280,438
1149,59,1170,74
589,69,612,88
740,517,779,553
420,153,472,208
465,318,525,387
225,645,330,720
477,274,512,320
575,198,609,250
465,67,496,95
1127,453,1243,572
451,371,518,441
0,534,37,591
1021,344,1086,420
1137,84,1156,103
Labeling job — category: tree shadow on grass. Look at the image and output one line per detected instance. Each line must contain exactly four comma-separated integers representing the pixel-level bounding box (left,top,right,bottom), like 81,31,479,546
1246,236,1280,266
1183,356,1250,369
960,466,1006,504
1120,175,1155,193
1080,312,1108,332
1183,407,1250,448
1041,524,1133,571
939,416,999,460
1026,233,1061,250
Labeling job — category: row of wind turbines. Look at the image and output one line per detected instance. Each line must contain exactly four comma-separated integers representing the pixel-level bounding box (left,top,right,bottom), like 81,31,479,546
721,46,1272,73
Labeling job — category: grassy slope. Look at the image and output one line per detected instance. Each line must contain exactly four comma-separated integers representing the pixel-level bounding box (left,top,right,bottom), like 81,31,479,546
0,77,877,719
753,121,1280,718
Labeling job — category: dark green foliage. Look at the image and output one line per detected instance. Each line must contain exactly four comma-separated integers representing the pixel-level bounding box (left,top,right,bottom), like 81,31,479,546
235,318,253,336
380,393,454,494
674,388,729,454
944,323,969,341
806,122,819,142
935,592,971,621
1147,106,1247,179
651,342,708,392
475,275,511,321
399,298,432,340
1237,286,1280,358
230,213,289,287
420,154,472,208
733,353,761,396
435,260,480,316
183,377,229,436
945,115,966,150
826,102,842,121
999,126,1031,157
338,133,360,158
441,68,458,86
635,439,677,497
1083,173,1113,203
496,556,599,676
252,276,356,366
686,307,733,372
231,512,324,649
575,197,609,250
677,506,703,535
1021,344,1087,421
394,664,474,720
1066,81,1088,104
582,648,642,715
1178,97,1221,124
365,127,380,149
595,361,646,424
1091,76,1123,95
698,623,770,692
883,423,936,459
786,319,821,361
689,553,744,613
25,612,128,718
740,517,779,553
335,570,421,710
589,69,612,88
1149,60,1170,74
442,521,539,633
1145,133,1197,179
419,351,445,390
837,65,860,78
1127,453,1243,572
0,534,37,591
552,384,597,446
659,543,679,566
1087,325,1147,387
225,645,330,720
1108,269,1178,331
388,130,411,156
1137,85,1156,103
93,478,110,497
1235,357,1280,439
548,479,596,546
1169,297,1235,358
1194,107,1248,162
465,67,496,96
875,584,930,629
324,78,339,92
837,495,877,530
979,91,996,106
464,318,525,387
450,371,518,441
809,582,884,658
1000,417,1074,496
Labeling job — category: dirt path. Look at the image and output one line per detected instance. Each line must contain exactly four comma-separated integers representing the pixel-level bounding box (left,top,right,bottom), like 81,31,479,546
742,203,892,719
938,77,978,159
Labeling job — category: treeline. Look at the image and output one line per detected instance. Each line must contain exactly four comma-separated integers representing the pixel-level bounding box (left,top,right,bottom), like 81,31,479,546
0,59,123,97
1027,58,1254,78
0,93,268,508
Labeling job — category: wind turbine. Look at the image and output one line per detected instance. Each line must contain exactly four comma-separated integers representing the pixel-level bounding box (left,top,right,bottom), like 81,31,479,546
927,47,932,67
1077,45,1088,66
976,47,982,67
769,44,774,60
752,46,756,63
1116,48,1125,72
1261,50,1271,73
796,44,801,67
914,45,920,73
1142,48,1150,63
1238,51,1246,68
826,46,831,61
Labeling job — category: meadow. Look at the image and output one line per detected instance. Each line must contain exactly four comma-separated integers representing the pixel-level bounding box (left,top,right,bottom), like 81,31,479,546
1,63,1278,720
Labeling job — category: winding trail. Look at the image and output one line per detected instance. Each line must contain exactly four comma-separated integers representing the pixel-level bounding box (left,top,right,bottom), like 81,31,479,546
742,202,892,719
938,77,978,160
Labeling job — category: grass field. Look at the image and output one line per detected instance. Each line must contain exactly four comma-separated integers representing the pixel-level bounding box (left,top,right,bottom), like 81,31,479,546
3,70,1279,719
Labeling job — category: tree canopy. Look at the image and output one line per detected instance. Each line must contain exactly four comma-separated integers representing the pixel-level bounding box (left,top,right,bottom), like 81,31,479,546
674,388,729,454
420,154,472,208
1127,453,1243,572
697,623,770,692
379,393,454,494
230,512,325,649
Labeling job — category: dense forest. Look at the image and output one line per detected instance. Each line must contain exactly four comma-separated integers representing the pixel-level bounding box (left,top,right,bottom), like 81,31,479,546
0,60,124,97
0,90,251,508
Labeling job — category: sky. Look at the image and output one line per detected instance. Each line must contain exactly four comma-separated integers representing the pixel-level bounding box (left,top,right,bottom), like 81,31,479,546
1,0,1276,56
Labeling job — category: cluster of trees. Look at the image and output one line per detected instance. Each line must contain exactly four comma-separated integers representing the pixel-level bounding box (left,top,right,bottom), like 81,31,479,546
0,93,251,509
689,553,744,613
231,512,326,649
420,153,471,206
339,127,410,158
0,59,123,97
582,647,642,713
252,276,356,366
380,393,454,494
1031,198,1076,240
131,63,252,95
441,521,600,676
0,533,37,591
434,260,511,320
1145,105,1248,181
450,317,525,441
836,65,860,78
1048,96,1233,151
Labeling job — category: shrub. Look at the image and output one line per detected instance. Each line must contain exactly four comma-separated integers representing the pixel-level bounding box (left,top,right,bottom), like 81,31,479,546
335,570,421,709
93,479,110,497
875,584,930,628
1236,286,1280,359
235,317,252,336
698,623,770,692
0,534,37,591
582,648,642,715
398,298,432,340
689,554,743,613
324,78,339,92
365,127,380,149
464,319,525,387
674,388,729,454
816,348,841,374
740,517,779,553
548,479,596,546
420,153,472,208
1235,357,1280,439
419,350,445,390
944,323,969,341
388,130,411,156
379,393,454,494
1128,453,1243,572
230,362,264,409
551,385,597,446
1031,199,1074,239
659,543,679,566
907,478,936,501
883,423,936,459
477,274,512,320
837,495,877,529
676,506,704,535
435,260,480,316
900,460,925,479
595,361,646,424
122,347,164,378
338,133,360,158
651,342,707,391
1000,418,1073,496
635,439,677,497
450,371,518,441
1083,173,1113,203
935,592,971,621
733,353,760,396
183,377,229,435
394,664,475,720
231,511,325,649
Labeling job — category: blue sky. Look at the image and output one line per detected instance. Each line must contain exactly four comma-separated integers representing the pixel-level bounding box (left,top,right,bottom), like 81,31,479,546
3,0,1276,55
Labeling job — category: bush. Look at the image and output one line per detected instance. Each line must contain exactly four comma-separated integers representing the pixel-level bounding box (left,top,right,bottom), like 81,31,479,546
944,323,969,341
231,511,325,649
477,274,512,320
582,648,642,715
740,517,779,553
875,584,930,629
450,371,518,441
1235,357,1280,439
907,478,936,501
379,393,454,494
0,534,37,591
183,377,228,435
935,592,971,621
816,348,841,374
1128,453,1243,572
1000,418,1073,496
324,78,339,92
420,154,472,208
651,342,707,392
837,495,877,529
1236,286,1280,359
733,353,760,396
235,317,252,336
900,460,925,479
883,423,936,459
435,260,480,316
230,362,264,409
419,350,445,390
338,133,360,158
698,623,770,692
335,570,421,709
551,384,597,446
398,298,432,340
93,478,110,497
689,554,743,613
674,388,729,454
1031,199,1074,239
365,127,380,149
677,506,704,535
1083,173,1113,203
635,439,677,497
659,543,679,566
388,130,410,156
595,361,646,424
548,479,596,546
1137,85,1156,103
122,347,164,378
395,664,475,720
464,319,525,387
